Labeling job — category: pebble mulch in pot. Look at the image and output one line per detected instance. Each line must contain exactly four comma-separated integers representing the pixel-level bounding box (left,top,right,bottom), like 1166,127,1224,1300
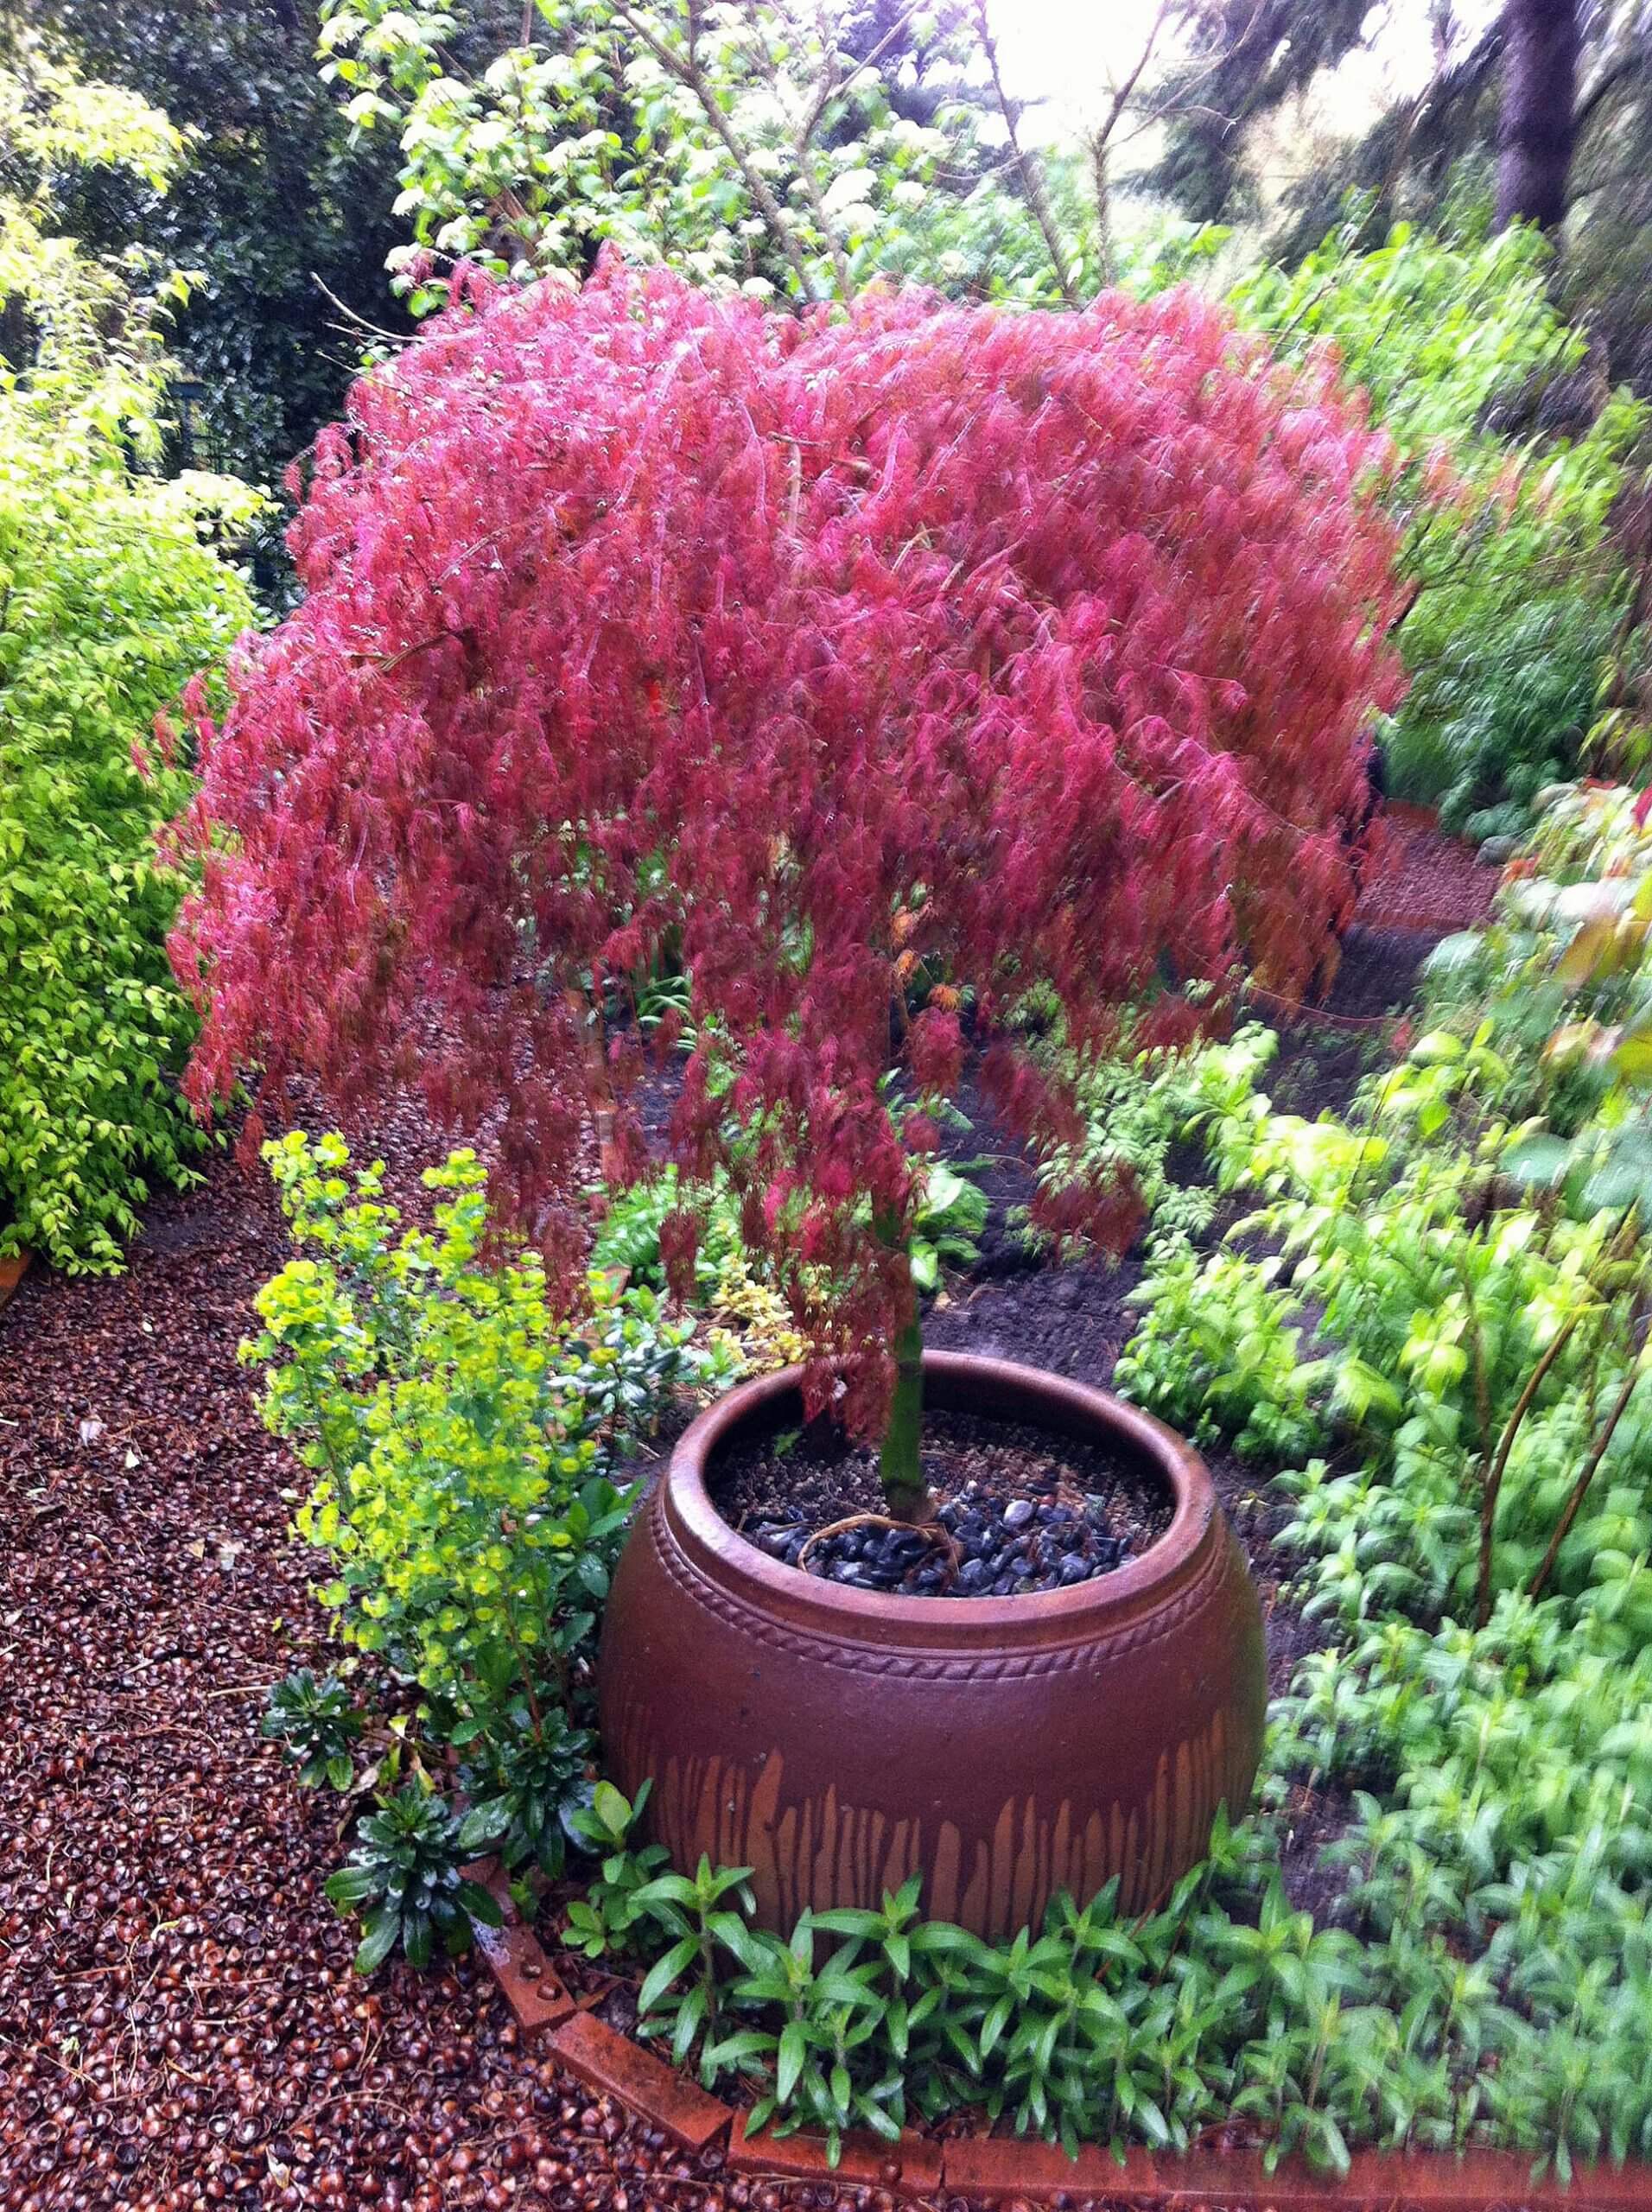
714,1408,1175,1598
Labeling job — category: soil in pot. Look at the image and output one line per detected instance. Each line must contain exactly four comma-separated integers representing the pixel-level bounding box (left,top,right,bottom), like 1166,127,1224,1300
710,1403,1175,1599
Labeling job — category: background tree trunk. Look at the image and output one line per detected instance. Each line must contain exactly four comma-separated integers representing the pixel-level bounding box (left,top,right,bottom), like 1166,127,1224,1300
1496,0,1579,230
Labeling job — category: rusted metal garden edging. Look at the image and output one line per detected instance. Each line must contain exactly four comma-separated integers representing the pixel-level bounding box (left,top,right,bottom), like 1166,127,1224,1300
470,1873,1652,2206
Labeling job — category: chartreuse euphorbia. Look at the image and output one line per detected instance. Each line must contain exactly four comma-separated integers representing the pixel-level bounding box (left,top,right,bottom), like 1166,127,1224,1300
247,1134,698,1727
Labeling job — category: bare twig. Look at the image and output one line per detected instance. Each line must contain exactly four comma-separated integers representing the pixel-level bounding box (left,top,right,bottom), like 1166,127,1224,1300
1088,0,1176,278
743,4,855,301
969,0,1079,307
1477,1312,1583,1627
309,274,411,349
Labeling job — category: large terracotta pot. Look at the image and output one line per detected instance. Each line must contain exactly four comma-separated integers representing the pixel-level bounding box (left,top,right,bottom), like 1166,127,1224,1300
598,1352,1265,1939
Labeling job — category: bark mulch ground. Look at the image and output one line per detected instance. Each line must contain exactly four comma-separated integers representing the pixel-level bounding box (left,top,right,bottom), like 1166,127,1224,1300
1355,800,1501,934
0,811,1490,2212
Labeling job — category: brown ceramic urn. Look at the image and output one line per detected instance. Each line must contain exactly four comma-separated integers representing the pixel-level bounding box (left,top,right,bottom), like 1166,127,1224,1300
597,1351,1265,1940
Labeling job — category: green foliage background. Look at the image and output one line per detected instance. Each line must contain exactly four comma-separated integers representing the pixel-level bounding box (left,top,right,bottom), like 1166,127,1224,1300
0,48,257,1267
0,451,250,1266
11,0,411,490
1234,219,1645,830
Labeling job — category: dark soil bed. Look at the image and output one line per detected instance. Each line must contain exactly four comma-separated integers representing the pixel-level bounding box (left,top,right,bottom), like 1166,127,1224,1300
712,1405,1173,1597
0,809,1491,2209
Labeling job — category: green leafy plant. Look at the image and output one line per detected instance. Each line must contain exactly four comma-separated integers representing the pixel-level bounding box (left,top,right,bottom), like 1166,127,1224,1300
175,255,1408,1530
458,1707,595,1880
562,1780,670,1959
1115,1240,1328,1464
594,1148,986,1303
591,1165,744,1295
906,1160,989,1294
0,46,259,1269
325,1780,503,1971
1236,221,1645,825
528,782,1652,2173
549,1804,1414,2172
247,1132,704,1880
627,1854,760,2073
22,0,413,492
1030,1021,1278,1257
261,1669,364,1789
709,1915,897,2158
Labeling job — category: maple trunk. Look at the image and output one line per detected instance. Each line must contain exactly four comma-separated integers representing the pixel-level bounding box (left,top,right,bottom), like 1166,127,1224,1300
879,1310,927,1519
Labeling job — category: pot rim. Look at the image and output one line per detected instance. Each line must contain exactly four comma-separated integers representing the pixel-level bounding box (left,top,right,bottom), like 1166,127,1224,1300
659,1350,1218,1650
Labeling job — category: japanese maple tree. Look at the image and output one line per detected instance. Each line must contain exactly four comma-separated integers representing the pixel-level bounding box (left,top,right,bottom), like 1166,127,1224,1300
171,256,1403,1515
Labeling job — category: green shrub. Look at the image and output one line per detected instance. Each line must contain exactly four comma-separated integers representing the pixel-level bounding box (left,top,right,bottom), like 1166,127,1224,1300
325,1779,503,1971
0,48,258,1268
1235,222,1644,826
247,1132,705,1873
261,1668,364,1789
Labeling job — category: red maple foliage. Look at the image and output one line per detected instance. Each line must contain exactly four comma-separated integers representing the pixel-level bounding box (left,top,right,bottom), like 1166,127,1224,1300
171,256,1404,1438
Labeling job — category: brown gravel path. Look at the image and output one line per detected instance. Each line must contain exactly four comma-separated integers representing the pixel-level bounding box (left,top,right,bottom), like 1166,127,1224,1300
0,1148,763,2212
1356,800,1500,933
